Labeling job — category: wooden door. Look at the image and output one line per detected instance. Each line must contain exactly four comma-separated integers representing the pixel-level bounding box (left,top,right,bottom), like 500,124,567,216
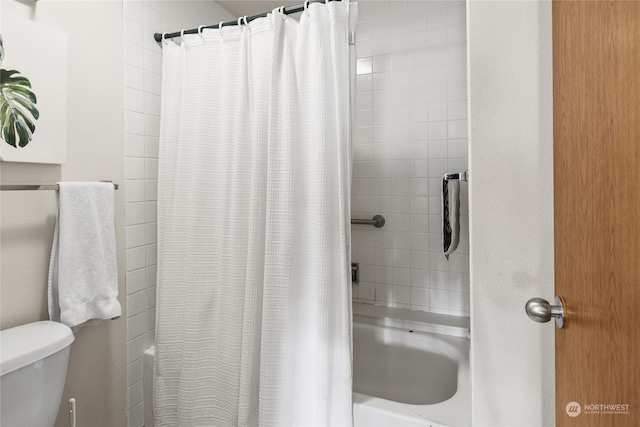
553,1,640,425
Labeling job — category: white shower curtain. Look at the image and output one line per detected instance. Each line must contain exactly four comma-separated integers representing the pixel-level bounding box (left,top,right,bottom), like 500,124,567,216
154,2,354,426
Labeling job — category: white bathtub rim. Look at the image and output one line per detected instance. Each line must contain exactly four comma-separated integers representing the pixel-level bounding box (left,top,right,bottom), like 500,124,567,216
353,303,470,339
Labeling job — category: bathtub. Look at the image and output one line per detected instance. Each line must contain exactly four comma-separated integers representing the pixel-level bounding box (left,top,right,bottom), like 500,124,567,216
352,303,470,427
143,304,470,427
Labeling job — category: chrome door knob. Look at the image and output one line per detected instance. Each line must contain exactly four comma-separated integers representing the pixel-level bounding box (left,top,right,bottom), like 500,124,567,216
525,296,565,328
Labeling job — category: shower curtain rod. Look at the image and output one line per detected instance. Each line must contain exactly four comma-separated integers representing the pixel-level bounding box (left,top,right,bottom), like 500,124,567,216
154,0,340,42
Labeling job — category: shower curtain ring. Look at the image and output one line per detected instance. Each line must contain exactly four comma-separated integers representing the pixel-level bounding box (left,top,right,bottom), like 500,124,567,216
161,33,167,43
180,29,185,39
198,25,206,38
237,17,243,26
279,5,285,13
242,16,249,26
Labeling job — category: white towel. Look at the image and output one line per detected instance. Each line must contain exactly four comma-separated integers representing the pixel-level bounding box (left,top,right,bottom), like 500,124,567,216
48,182,122,327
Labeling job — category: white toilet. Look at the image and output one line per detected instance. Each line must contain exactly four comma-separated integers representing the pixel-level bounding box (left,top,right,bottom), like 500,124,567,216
0,321,74,427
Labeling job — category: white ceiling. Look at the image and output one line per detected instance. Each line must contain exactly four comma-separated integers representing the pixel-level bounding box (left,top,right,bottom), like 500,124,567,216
217,1,299,18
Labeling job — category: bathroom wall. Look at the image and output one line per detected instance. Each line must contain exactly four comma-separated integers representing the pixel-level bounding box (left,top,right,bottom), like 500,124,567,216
351,0,469,316
0,1,127,427
122,1,234,425
468,1,554,425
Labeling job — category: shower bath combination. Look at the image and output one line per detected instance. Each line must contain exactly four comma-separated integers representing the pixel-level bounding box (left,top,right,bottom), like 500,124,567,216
148,0,470,426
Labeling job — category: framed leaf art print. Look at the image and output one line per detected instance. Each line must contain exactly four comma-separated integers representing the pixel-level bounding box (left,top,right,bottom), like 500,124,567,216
0,13,67,164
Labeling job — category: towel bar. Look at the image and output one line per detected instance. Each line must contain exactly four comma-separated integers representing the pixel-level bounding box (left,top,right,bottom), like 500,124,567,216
0,182,119,191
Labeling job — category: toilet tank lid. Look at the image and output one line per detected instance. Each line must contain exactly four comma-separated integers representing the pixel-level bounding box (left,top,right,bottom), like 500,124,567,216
1,321,74,376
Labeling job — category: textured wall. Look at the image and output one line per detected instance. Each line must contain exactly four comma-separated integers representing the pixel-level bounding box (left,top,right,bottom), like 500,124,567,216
0,1,127,427
468,1,555,425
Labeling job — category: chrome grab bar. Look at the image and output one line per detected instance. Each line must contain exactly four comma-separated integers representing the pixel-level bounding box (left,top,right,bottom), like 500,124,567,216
351,214,385,228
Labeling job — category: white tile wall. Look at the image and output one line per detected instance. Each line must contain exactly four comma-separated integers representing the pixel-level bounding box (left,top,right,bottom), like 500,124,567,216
123,1,234,426
351,0,469,316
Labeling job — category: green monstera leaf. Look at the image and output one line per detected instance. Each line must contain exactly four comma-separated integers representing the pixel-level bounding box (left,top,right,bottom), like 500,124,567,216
0,68,39,147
